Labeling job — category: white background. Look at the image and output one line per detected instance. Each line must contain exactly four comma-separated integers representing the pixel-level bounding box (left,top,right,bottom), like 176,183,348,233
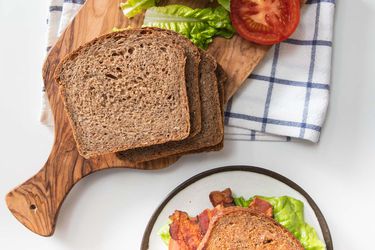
0,0,374,249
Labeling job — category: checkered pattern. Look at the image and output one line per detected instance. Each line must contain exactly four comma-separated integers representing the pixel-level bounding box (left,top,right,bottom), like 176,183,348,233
41,0,335,143
225,0,335,142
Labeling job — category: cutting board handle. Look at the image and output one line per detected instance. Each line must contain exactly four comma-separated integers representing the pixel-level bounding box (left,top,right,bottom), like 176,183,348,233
5,132,178,236
6,140,87,236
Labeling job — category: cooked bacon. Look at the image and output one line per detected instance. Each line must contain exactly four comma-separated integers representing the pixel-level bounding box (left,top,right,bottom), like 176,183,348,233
209,188,235,207
169,206,223,250
197,206,222,235
169,238,189,250
169,211,202,250
197,209,211,235
248,197,273,218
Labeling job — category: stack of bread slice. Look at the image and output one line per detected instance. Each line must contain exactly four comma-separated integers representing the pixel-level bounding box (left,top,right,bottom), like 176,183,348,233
55,28,225,163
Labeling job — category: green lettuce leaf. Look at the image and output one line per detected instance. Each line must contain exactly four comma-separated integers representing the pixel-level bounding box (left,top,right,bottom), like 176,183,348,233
120,0,159,18
218,0,230,12
236,195,326,250
143,5,235,49
157,220,171,246
233,196,253,207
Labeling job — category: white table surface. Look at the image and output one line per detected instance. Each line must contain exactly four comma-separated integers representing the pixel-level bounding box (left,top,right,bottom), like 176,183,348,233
0,1,374,249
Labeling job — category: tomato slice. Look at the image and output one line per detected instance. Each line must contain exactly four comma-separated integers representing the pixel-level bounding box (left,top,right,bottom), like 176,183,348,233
230,0,301,45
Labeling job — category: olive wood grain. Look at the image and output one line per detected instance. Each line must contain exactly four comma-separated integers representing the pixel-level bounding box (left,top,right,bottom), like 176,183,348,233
6,0,271,236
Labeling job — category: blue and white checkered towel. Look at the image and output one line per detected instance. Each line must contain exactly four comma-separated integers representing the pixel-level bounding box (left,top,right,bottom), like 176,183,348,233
42,0,336,143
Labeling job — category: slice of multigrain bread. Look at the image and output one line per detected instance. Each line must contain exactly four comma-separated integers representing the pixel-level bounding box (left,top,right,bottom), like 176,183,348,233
197,207,304,250
117,51,223,163
55,29,190,158
124,63,226,167
142,28,202,137
189,64,227,153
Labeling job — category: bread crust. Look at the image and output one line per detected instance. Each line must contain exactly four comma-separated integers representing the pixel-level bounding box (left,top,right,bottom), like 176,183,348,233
177,63,226,155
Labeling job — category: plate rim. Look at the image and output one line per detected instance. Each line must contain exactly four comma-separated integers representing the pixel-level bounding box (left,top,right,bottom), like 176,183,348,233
141,165,333,250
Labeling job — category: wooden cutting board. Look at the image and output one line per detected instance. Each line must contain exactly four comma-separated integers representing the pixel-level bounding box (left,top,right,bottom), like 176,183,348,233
6,0,270,236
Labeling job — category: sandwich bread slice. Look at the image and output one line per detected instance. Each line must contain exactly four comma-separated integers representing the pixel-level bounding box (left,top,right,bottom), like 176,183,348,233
197,207,304,250
188,63,227,154
117,51,223,163
55,29,190,158
126,63,226,167
142,28,202,138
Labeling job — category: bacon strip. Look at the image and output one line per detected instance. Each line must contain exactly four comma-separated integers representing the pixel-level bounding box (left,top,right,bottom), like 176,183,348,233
197,206,221,235
169,206,222,250
248,197,273,218
169,211,202,250
169,239,189,250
